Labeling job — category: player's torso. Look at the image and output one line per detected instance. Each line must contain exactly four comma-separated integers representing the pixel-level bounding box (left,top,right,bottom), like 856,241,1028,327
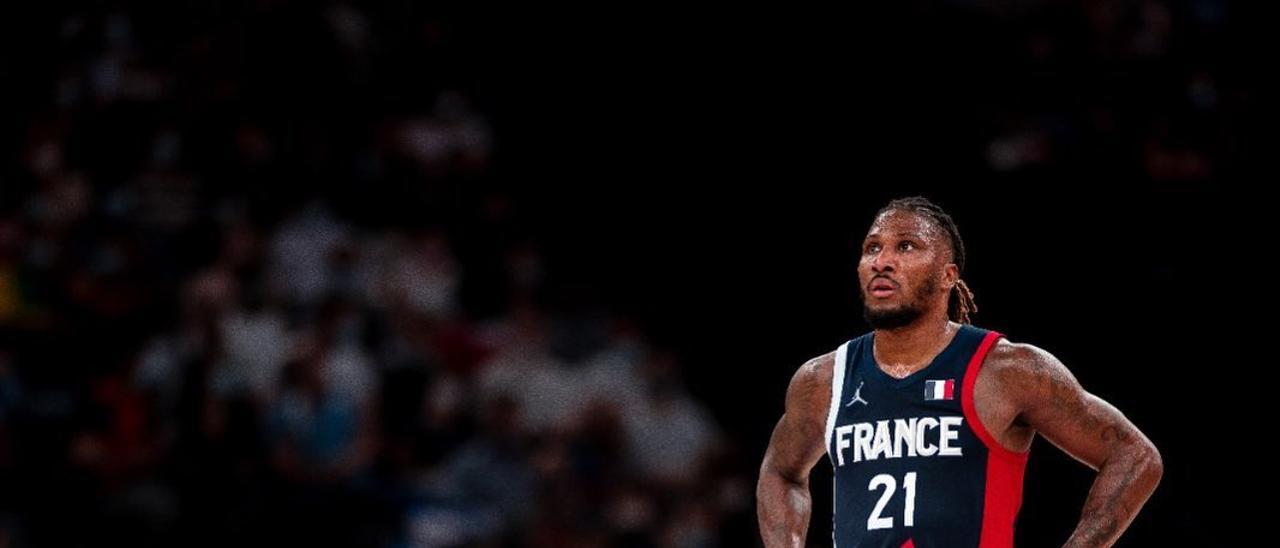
825,324,1029,548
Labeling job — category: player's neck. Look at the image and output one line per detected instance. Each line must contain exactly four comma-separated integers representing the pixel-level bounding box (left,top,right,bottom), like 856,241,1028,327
873,316,959,371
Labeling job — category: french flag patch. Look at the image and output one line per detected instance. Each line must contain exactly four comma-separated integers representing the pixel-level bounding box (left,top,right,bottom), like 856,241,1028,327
924,379,956,401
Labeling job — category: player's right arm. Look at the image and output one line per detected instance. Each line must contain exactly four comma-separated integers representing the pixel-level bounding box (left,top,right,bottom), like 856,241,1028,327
756,351,835,548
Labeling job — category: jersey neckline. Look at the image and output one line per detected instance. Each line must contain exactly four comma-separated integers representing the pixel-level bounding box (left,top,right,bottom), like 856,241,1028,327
862,323,972,388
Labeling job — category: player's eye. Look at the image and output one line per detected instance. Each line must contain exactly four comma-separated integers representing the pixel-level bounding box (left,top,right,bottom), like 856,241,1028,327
865,243,880,253
898,241,914,251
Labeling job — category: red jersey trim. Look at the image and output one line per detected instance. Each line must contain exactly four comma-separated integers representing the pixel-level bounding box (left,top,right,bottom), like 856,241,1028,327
961,330,1030,548
961,331,1031,462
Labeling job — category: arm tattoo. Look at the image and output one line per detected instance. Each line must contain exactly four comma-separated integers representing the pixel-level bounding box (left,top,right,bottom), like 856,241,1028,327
1000,344,1163,548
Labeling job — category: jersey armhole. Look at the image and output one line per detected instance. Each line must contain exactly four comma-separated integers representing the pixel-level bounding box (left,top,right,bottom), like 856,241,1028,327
824,341,849,462
961,331,1031,462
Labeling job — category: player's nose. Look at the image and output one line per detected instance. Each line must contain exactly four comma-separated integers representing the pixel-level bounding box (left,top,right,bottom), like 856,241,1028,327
870,251,896,272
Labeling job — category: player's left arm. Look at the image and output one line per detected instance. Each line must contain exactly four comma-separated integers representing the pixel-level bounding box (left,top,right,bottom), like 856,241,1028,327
992,340,1164,548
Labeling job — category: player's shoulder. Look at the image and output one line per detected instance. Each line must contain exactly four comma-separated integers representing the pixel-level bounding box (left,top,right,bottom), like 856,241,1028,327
791,348,837,391
984,335,1049,368
784,347,839,415
788,332,870,394
982,334,1074,392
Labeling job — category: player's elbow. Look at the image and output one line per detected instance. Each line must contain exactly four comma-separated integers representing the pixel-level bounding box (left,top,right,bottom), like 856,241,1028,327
757,461,788,486
1141,442,1164,486
1128,437,1164,491
758,453,808,489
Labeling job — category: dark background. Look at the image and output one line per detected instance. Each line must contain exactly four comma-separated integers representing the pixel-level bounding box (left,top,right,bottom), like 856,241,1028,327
0,1,1258,546
506,5,1254,544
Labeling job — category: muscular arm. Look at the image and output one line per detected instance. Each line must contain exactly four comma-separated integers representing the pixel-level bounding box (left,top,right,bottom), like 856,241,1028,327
756,352,834,548
994,341,1164,548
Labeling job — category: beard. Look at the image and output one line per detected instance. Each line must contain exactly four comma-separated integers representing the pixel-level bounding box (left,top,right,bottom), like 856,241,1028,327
863,303,923,330
861,275,937,330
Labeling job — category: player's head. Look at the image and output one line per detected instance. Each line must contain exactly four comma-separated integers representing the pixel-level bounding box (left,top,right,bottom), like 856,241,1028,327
858,196,977,329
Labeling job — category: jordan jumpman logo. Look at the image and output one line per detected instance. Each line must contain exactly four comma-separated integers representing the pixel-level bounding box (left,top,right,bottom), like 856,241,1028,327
845,380,869,406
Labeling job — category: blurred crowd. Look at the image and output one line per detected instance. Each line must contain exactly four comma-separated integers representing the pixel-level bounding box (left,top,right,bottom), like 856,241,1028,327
0,3,748,547
1,194,743,547
0,1,1250,547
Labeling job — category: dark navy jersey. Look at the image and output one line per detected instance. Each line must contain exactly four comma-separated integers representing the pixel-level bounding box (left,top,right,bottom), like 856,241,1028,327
825,324,1030,548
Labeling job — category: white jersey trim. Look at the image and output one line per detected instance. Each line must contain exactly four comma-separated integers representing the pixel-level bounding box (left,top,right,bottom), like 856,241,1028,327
825,340,849,462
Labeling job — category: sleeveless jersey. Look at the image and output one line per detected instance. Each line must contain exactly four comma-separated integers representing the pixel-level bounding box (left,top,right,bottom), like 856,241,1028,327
824,324,1030,548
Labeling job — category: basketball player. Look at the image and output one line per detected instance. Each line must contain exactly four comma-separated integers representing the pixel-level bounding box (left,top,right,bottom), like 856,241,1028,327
756,197,1163,547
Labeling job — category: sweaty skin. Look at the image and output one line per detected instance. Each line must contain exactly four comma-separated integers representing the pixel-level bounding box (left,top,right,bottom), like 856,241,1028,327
756,210,1163,547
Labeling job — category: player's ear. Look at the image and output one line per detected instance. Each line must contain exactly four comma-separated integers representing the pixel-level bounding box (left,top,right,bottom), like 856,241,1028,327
941,262,959,288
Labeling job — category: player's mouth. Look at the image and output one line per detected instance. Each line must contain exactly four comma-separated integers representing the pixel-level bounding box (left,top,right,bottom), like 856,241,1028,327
869,278,898,298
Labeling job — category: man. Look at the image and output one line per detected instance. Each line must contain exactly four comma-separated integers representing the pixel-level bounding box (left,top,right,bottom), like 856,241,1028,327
756,196,1162,547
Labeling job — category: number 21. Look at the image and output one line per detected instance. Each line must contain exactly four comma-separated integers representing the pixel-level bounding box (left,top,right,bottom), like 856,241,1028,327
868,471,917,530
